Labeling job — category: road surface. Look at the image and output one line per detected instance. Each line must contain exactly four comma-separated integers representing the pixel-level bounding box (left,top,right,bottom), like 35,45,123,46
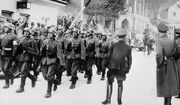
0,51,180,105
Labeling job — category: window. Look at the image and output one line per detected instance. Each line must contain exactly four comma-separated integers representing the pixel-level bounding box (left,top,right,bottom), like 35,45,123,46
173,12,176,17
1,10,13,18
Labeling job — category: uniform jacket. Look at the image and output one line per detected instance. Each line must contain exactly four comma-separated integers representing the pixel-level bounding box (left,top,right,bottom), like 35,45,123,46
0,33,18,57
99,40,110,58
57,37,66,66
17,37,39,62
105,40,132,73
86,38,96,58
41,38,58,65
156,35,179,97
65,37,85,60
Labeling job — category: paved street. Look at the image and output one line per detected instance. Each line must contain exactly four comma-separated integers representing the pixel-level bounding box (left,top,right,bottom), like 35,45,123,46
0,51,180,105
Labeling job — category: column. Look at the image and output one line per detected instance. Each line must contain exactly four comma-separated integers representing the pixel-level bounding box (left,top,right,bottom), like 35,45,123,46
134,0,137,14
142,1,145,16
139,1,142,15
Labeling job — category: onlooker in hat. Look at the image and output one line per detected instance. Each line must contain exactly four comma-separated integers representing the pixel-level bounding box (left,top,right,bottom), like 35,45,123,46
102,28,132,105
156,22,179,105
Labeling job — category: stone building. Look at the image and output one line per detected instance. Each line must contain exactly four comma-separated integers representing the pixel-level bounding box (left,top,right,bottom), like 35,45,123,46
0,0,68,26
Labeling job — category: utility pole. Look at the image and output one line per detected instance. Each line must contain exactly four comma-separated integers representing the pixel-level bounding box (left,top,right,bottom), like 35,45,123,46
68,0,92,30
81,0,85,31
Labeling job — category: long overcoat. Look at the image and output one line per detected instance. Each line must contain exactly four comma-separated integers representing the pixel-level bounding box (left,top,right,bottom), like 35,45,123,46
156,35,179,97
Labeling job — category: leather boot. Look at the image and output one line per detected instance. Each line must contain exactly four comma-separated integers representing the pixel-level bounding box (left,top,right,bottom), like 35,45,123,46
44,81,52,98
3,78,9,89
27,73,36,88
101,75,105,81
87,77,92,84
102,84,113,104
57,72,62,85
10,78,14,85
16,77,26,93
118,86,123,105
164,97,172,105
53,79,59,91
69,77,77,89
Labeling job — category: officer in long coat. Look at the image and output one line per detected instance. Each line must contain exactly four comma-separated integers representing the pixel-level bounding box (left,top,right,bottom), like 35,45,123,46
16,27,38,93
0,22,18,89
102,28,132,105
41,29,59,98
156,23,179,105
173,28,180,98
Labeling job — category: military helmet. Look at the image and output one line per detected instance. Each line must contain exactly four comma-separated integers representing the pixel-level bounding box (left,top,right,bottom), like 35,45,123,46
48,28,56,37
4,22,15,30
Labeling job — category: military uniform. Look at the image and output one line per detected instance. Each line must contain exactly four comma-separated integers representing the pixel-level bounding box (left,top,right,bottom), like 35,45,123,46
0,32,18,88
102,28,132,105
0,23,18,89
85,34,96,84
16,33,39,93
98,35,110,80
172,28,180,98
156,23,179,105
64,36,73,76
56,35,66,85
31,30,44,79
69,34,85,89
41,34,59,98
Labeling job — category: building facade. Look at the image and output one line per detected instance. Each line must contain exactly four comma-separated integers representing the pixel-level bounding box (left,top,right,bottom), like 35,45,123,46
0,0,67,26
115,0,152,37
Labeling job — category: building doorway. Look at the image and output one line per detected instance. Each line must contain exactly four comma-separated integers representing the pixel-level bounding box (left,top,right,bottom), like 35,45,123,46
121,19,129,30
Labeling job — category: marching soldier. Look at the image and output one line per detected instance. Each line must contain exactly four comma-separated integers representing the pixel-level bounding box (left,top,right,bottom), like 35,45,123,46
156,23,179,105
56,31,66,85
102,28,132,105
95,33,102,75
16,27,38,93
64,32,73,76
31,29,44,80
173,28,180,98
69,31,85,89
41,29,59,98
85,33,96,84
0,22,18,89
98,34,110,80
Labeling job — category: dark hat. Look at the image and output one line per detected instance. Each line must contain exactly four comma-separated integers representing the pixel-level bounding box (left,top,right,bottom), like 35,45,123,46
157,22,169,33
175,29,180,34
